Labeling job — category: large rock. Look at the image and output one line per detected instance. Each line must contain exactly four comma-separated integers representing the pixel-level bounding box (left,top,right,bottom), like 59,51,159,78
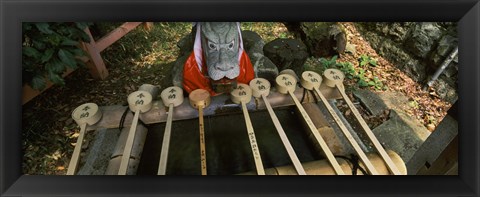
263,38,309,75
405,23,443,58
355,22,457,83
171,54,189,88
241,30,265,55
241,30,279,82
177,33,194,57
372,109,431,163
287,22,347,57
430,34,458,79
369,22,413,42
432,76,458,104
434,34,458,60
249,52,278,82
359,30,427,81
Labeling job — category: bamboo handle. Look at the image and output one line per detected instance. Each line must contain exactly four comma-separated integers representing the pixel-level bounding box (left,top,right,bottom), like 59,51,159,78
313,87,379,175
336,85,401,175
69,103,102,175
66,123,87,175
261,94,306,175
158,104,174,175
241,102,265,175
198,107,207,175
287,91,345,175
118,110,140,175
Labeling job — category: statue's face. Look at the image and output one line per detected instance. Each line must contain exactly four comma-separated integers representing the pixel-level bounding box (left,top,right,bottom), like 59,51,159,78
201,22,240,81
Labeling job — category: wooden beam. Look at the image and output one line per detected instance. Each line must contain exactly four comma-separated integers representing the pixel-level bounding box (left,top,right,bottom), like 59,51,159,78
22,68,75,105
143,22,154,31
417,135,458,175
86,88,340,131
23,22,148,104
96,22,142,52
82,28,109,80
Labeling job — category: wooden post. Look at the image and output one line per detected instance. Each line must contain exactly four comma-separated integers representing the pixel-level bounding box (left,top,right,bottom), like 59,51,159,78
81,28,109,80
23,22,150,105
95,22,142,52
143,22,154,31
417,135,458,175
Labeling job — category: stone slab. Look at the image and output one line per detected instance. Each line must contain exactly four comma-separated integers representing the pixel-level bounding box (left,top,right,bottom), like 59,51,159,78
353,89,411,117
372,109,431,163
77,128,121,175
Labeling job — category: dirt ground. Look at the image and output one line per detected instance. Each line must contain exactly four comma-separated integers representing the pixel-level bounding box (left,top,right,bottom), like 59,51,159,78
21,22,452,175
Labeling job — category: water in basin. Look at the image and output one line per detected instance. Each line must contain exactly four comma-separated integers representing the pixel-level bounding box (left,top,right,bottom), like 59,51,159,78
137,106,323,175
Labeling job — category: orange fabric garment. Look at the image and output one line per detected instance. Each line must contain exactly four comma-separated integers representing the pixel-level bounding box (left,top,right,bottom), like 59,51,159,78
182,51,254,95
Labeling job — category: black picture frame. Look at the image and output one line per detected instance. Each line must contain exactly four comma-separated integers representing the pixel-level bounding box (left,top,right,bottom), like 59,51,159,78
1,0,479,196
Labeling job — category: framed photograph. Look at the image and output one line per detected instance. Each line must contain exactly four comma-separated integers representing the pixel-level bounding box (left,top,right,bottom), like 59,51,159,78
1,0,478,196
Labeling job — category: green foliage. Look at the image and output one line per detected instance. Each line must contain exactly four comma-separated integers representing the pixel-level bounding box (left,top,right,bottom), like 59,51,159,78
318,55,338,69
97,22,192,67
318,55,355,79
301,22,335,40
368,76,384,90
356,68,369,87
22,22,92,90
318,55,385,90
358,54,377,67
240,22,293,42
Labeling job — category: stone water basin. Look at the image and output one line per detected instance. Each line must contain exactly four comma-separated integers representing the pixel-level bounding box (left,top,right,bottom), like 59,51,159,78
137,106,322,175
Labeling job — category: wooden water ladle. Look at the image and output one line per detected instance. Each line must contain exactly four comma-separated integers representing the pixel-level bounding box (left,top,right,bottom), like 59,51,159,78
189,89,211,175
275,73,345,175
118,90,153,175
320,68,401,175
231,83,265,175
67,103,103,175
300,70,379,175
157,86,184,175
249,78,306,175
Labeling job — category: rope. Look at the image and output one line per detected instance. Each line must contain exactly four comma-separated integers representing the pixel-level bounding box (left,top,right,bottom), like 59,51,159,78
119,106,129,131
335,154,370,175
119,106,147,132
311,89,319,103
300,88,307,103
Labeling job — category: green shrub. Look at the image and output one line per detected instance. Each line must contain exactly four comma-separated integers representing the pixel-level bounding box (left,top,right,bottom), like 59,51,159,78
358,54,377,67
22,22,92,90
318,55,355,79
318,55,385,90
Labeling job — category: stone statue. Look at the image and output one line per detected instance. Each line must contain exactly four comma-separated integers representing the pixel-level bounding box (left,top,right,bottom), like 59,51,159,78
201,22,241,81
172,22,252,95
172,22,280,96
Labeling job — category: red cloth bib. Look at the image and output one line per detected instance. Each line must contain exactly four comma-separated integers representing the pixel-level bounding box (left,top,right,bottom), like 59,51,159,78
182,51,254,95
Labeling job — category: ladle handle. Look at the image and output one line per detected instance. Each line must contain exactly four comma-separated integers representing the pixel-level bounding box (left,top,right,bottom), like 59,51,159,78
118,110,140,175
66,123,87,175
241,102,265,175
261,94,306,175
287,90,345,175
312,86,379,175
198,107,207,175
158,104,174,175
335,84,401,175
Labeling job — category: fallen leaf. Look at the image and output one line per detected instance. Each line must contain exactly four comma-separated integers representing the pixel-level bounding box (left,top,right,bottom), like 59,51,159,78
427,124,436,132
345,109,351,116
